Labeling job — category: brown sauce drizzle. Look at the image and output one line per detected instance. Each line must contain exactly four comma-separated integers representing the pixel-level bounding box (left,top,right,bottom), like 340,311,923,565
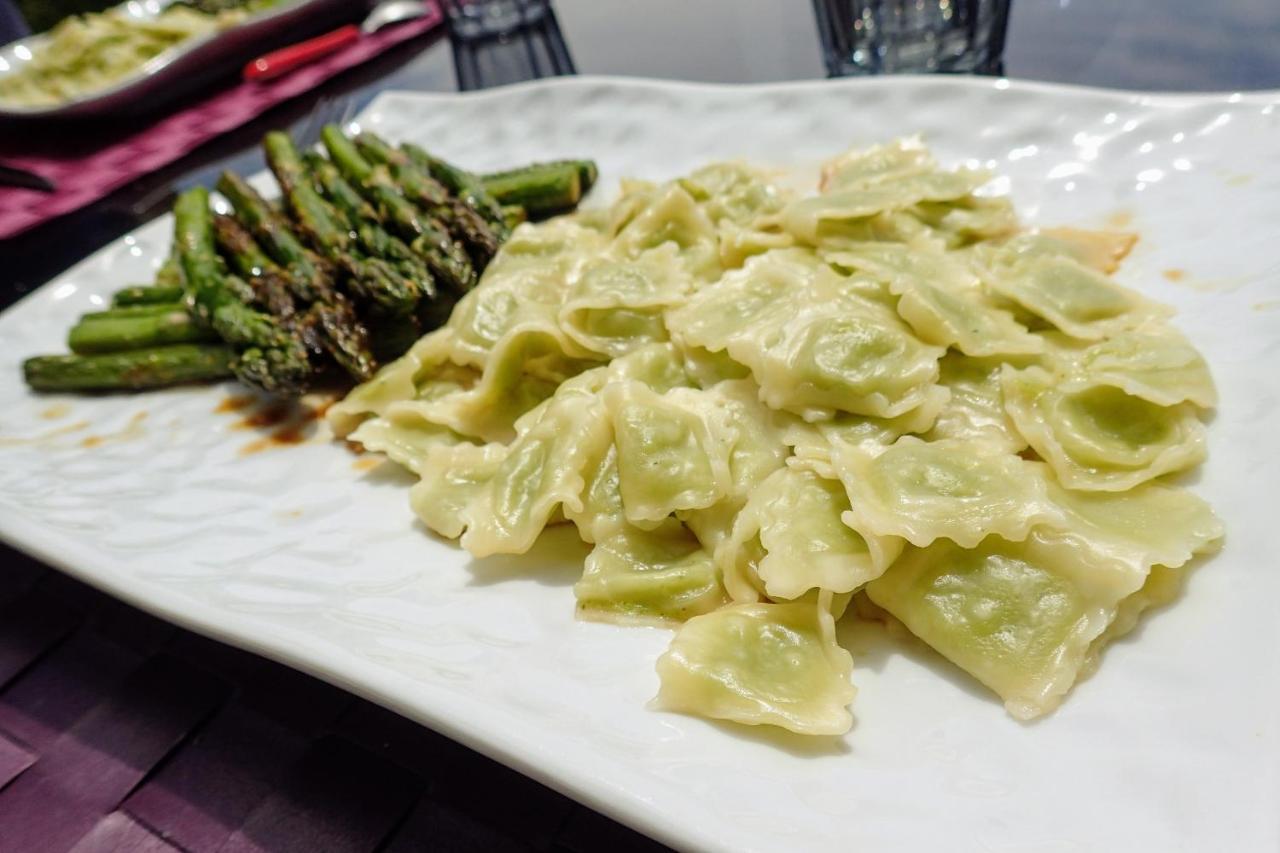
214,395,255,414
230,397,331,456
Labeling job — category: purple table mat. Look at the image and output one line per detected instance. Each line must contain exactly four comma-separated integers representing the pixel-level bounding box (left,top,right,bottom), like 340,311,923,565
0,547,669,853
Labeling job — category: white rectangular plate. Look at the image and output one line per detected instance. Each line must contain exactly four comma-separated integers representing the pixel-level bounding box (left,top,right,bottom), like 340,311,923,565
1,77,1278,853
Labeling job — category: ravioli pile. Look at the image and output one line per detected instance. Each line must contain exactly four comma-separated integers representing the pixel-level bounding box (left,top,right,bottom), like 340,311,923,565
328,140,1223,735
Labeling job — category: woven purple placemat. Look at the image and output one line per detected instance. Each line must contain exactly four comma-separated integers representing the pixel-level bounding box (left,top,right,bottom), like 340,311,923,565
0,6,442,241
0,547,671,853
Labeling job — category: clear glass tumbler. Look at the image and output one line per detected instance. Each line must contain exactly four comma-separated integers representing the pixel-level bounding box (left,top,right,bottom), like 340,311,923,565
813,0,1013,76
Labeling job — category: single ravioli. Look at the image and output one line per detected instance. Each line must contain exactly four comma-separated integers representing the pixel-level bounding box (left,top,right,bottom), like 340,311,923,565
558,244,692,358
866,534,1148,720
1002,365,1207,491
403,325,574,443
327,328,458,437
1047,326,1217,409
664,248,832,353
677,379,791,552
411,392,612,557
655,594,856,735
605,381,732,526
735,465,903,600
614,182,722,280
346,406,466,475
781,384,951,467
784,139,992,245
447,219,605,368
723,280,944,420
1038,468,1224,573
825,241,1042,357
978,247,1171,340
924,353,1028,453
1019,228,1137,274
677,161,791,227
574,520,726,626
834,436,1060,548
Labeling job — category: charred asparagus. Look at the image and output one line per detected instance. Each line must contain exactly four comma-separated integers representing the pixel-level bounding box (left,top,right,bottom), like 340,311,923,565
354,131,503,264
174,186,311,394
24,344,235,392
321,125,476,293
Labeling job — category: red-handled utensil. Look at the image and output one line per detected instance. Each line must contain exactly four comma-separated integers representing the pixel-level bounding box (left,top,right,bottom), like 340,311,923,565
243,0,432,82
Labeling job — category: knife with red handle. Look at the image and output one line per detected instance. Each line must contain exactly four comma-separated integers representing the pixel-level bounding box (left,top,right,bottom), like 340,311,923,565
242,24,362,82
242,0,432,83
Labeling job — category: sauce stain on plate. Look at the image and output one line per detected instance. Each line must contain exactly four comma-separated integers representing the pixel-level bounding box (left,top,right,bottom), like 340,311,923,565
214,394,255,414
233,401,295,431
0,419,90,445
79,410,148,448
233,397,332,456
1104,209,1134,229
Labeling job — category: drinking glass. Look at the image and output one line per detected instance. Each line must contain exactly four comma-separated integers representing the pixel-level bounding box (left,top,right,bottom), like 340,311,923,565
813,0,1013,76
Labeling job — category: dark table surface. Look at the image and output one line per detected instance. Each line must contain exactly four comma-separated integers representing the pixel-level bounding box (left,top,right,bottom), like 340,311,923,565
0,2,1278,851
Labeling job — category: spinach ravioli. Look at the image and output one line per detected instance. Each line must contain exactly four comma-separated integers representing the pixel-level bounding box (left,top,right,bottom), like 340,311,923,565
329,141,1221,738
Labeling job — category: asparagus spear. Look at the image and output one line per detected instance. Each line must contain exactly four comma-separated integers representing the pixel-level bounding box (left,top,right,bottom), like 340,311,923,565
402,143,509,237
111,284,185,307
480,159,598,195
321,126,476,293
213,213,301,322
481,164,583,216
68,307,216,354
215,172,335,304
354,131,503,263
174,187,311,394
154,251,187,290
24,344,235,392
213,213,274,278
82,303,186,320
308,154,437,297
304,152,443,342
263,133,421,318
210,197,375,382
